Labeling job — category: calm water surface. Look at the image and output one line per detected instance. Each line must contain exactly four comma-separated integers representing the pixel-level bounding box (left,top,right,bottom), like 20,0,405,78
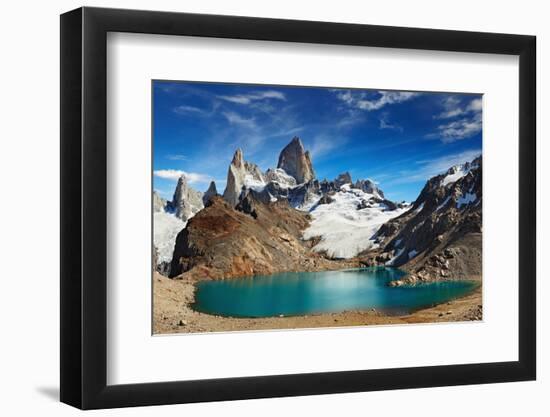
193,267,479,318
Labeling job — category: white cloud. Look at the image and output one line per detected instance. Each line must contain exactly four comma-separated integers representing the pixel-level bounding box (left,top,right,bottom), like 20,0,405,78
434,96,482,120
154,169,212,184
433,112,482,143
222,111,257,129
467,98,482,112
173,105,206,115
335,90,419,111
218,90,286,105
430,97,483,142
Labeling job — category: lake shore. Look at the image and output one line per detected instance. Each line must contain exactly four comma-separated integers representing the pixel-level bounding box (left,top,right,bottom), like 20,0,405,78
153,272,482,334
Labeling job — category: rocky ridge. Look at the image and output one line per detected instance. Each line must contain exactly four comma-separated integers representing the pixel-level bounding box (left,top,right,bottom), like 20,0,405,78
363,157,482,284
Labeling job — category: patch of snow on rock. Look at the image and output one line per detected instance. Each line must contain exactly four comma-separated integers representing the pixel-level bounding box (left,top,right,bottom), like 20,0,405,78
303,187,408,259
441,166,467,186
408,249,418,260
154,212,186,263
457,192,477,208
264,168,297,189
243,173,266,192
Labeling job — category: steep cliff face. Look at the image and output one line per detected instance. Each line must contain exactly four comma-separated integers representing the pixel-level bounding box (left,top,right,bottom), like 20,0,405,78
169,175,204,221
277,137,315,184
169,196,353,279
222,149,266,207
367,157,482,282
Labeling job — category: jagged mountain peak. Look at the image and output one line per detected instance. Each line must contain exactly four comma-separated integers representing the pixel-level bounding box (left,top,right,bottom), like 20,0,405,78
412,156,481,210
277,136,315,184
170,175,204,221
203,180,218,206
223,149,266,207
231,148,244,167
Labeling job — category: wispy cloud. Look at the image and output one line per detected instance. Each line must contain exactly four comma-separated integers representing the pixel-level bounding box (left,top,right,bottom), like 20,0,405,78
173,105,206,115
267,126,304,138
386,149,481,185
434,96,482,120
379,113,403,132
222,111,257,129
218,90,286,105
434,113,482,143
309,134,347,158
334,90,420,111
153,169,212,184
165,154,188,161
428,97,483,143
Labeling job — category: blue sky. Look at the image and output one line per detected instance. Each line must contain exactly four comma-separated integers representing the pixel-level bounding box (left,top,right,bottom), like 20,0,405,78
153,81,482,202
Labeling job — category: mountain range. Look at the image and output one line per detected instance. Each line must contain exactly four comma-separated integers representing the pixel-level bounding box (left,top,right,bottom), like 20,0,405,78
154,137,481,284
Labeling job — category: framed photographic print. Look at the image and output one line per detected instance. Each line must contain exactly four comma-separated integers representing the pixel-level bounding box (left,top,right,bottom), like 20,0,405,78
60,6,536,409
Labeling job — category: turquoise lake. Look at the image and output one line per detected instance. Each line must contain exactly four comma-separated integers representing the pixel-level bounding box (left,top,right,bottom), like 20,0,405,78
193,267,479,318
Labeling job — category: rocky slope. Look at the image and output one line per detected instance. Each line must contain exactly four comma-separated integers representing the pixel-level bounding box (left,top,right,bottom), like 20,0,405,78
169,195,356,279
363,157,482,283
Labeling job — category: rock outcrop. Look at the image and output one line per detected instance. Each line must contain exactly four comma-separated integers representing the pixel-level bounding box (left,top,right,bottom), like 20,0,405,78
335,172,352,187
364,157,482,282
277,137,315,184
222,149,265,207
202,181,218,205
169,175,204,221
354,179,384,199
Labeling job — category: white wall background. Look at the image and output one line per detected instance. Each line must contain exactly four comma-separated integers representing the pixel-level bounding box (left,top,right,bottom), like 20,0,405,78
0,0,546,415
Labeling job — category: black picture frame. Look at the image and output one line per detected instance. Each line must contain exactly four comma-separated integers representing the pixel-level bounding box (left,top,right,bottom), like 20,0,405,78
60,6,536,410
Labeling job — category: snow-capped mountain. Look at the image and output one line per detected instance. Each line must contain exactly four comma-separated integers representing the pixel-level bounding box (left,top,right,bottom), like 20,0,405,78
215,137,405,259
221,137,393,212
370,156,482,282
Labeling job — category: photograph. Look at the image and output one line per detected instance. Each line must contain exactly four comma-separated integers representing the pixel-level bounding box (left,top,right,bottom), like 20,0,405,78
152,81,483,334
